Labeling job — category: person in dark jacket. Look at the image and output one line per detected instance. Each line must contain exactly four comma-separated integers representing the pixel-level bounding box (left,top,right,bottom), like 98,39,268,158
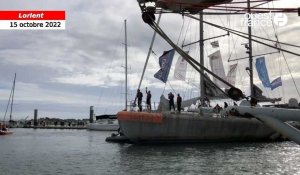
177,94,182,113
168,92,175,111
224,102,228,108
146,87,152,110
135,89,143,112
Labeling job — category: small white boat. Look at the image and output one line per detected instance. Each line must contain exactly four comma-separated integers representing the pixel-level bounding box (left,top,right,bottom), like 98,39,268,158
0,130,13,135
87,119,119,131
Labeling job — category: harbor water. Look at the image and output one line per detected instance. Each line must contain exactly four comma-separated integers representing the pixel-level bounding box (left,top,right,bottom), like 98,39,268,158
1,129,300,175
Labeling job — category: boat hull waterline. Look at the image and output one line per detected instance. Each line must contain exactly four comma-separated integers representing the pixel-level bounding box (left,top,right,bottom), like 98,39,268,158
117,111,276,144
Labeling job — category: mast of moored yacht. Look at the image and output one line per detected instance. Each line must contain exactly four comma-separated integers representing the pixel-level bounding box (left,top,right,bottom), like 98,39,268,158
247,0,254,98
124,19,128,110
3,73,16,125
9,73,16,122
199,10,205,99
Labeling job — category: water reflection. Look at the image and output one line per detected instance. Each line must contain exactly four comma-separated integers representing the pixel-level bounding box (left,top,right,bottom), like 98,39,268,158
117,142,300,174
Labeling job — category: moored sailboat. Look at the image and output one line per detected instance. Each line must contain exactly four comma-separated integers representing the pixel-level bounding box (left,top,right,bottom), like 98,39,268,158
0,123,13,135
1,73,16,136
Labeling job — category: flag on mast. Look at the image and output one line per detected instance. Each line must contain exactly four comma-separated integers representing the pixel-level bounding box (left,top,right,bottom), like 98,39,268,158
255,56,282,91
174,51,189,81
226,63,238,85
203,74,227,98
271,77,282,90
255,56,271,88
154,49,175,83
208,50,228,88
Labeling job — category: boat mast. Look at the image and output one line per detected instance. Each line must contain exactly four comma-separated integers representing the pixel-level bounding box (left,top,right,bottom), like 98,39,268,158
199,10,205,99
138,13,162,89
9,73,16,122
125,20,128,110
247,0,254,97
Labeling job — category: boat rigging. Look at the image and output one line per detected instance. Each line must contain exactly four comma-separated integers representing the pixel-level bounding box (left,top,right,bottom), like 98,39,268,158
1,73,16,135
111,0,300,145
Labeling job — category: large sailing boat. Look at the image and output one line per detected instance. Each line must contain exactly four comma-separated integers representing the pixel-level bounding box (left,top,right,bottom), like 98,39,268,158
116,0,300,144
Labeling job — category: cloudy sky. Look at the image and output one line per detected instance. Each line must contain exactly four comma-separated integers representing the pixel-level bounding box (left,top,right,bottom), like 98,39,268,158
0,0,299,120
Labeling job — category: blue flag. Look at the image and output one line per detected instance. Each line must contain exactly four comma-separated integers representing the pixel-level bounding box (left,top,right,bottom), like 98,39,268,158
271,77,282,90
255,57,271,88
154,49,175,83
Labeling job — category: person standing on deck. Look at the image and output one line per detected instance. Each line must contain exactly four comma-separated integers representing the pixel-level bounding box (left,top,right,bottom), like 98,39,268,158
177,94,182,113
135,89,143,112
168,92,175,111
146,87,152,111
224,102,228,108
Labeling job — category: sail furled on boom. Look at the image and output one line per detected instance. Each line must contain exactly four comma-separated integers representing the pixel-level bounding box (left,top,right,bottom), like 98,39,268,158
208,50,228,89
255,56,282,90
174,51,189,81
154,49,175,83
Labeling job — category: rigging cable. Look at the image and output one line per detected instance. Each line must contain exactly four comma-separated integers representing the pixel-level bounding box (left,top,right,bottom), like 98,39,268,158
270,8,300,101
175,16,186,96
98,23,124,114
9,73,16,121
270,1,285,103
263,2,282,101
3,78,14,123
138,13,162,91
146,17,244,101
181,18,192,48
177,15,185,46
186,15,300,57
181,17,194,99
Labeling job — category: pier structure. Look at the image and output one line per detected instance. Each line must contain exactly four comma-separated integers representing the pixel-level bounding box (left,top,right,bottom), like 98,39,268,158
89,106,94,123
34,109,38,126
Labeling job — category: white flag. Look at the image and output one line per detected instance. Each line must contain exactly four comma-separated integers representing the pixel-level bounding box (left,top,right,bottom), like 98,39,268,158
208,50,228,88
227,63,238,86
174,51,189,81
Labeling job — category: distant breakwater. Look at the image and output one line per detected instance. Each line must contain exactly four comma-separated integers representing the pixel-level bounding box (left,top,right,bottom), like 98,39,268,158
23,126,86,129
10,117,88,129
